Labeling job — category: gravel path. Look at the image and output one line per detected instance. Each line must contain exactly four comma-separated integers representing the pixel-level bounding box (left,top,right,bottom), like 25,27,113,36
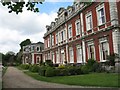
2,67,86,88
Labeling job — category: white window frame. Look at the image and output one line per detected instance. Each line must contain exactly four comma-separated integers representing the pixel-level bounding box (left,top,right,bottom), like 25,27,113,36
87,41,95,60
52,52,55,64
85,11,93,31
56,33,58,44
76,45,83,63
68,24,72,39
69,47,74,63
64,29,66,41
48,38,50,47
52,35,54,46
99,37,109,62
75,19,80,36
61,30,64,41
31,45,35,52
58,32,61,43
36,46,40,52
56,51,60,64
75,3,79,11
68,9,72,16
48,53,51,60
96,3,106,26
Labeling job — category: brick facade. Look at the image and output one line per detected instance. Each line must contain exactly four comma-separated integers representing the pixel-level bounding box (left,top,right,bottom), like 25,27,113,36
43,1,120,65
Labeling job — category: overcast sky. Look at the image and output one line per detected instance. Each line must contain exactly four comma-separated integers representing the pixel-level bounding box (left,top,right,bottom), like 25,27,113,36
0,1,73,54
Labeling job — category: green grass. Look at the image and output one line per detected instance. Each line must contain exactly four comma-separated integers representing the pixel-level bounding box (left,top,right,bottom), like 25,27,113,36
24,71,119,87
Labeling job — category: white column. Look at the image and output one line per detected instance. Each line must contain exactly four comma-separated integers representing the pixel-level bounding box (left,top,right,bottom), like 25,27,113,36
82,40,86,64
80,13,84,36
58,48,61,64
31,53,34,64
66,45,69,63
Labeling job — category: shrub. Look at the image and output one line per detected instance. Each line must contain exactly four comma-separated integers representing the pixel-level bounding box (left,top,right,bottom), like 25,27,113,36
45,67,56,77
45,60,53,67
58,64,66,69
38,65,48,76
67,66,77,75
54,68,61,76
87,59,96,72
106,54,116,66
20,64,30,70
29,65,39,73
87,59,96,66
75,66,82,75
59,69,69,76
92,62,105,72
81,65,89,74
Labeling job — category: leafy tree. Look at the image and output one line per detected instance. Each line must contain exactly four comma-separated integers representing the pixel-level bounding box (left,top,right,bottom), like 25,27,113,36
1,0,45,14
15,39,31,64
2,51,16,66
20,39,31,51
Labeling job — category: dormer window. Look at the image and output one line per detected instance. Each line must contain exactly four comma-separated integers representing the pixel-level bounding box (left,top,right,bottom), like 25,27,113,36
68,9,71,16
75,3,79,11
67,7,72,16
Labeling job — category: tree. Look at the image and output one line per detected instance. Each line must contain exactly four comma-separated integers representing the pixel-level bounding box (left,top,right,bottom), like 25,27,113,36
1,0,45,14
2,51,16,66
20,39,31,51
16,39,31,65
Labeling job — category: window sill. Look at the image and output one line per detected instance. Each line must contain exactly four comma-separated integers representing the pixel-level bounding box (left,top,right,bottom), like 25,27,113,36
100,60,107,62
87,29,92,32
98,23,105,27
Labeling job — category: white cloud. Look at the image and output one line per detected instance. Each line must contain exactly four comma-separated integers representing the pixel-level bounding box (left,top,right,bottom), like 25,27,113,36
0,3,57,54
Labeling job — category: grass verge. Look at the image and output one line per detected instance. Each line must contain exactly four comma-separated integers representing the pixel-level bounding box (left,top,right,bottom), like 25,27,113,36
24,71,119,87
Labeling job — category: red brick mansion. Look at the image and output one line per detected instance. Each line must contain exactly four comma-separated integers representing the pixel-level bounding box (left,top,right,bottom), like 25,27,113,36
43,1,120,65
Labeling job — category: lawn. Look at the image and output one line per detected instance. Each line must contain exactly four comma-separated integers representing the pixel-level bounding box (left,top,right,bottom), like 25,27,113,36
24,71,119,87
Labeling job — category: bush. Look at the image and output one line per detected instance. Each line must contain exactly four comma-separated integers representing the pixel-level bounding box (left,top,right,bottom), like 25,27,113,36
81,65,89,74
58,69,69,76
45,67,56,77
54,68,61,76
75,66,82,75
92,62,104,72
38,65,48,76
87,59,97,72
58,64,66,69
45,60,53,67
106,54,116,66
67,66,77,75
20,64,30,70
29,65,39,73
